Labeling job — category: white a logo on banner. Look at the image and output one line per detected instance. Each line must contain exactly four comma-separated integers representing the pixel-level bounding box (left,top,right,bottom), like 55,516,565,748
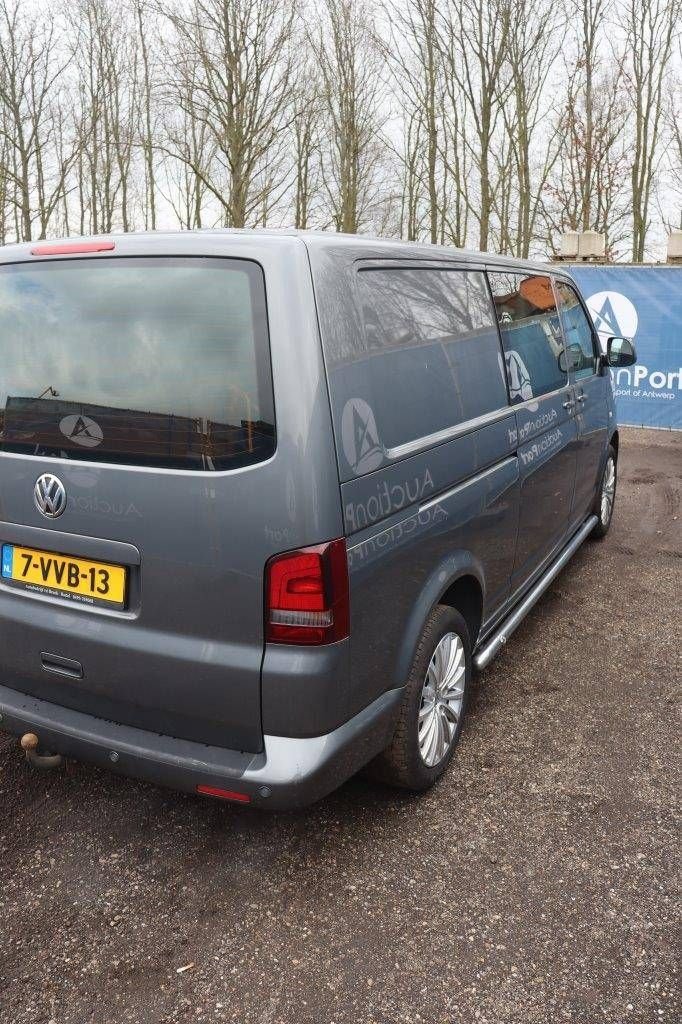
586,291,639,351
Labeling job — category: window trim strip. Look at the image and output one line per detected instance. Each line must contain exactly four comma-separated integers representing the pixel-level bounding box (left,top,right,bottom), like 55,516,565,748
385,403,514,461
419,455,518,514
384,381,574,464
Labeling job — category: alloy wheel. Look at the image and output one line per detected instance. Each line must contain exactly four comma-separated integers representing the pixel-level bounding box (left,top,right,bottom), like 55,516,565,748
601,456,616,525
418,632,466,768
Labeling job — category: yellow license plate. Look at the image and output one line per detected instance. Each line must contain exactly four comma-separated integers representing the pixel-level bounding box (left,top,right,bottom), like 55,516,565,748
1,543,127,609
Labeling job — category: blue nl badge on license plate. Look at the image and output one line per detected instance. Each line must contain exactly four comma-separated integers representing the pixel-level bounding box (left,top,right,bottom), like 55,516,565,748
1,544,14,578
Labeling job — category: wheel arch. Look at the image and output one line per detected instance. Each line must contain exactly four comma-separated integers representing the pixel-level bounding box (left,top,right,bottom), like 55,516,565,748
393,553,485,693
438,574,484,649
610,429,620,459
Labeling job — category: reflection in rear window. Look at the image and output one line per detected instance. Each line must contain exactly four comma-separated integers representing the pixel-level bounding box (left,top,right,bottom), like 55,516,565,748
0,257,275,471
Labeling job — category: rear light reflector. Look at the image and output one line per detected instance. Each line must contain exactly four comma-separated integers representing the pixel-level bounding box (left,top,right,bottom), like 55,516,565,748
265,538,349,645
196,785,251,803
31,241,115,256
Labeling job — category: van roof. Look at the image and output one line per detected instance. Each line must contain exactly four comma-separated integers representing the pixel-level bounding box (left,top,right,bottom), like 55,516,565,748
0,228,569,278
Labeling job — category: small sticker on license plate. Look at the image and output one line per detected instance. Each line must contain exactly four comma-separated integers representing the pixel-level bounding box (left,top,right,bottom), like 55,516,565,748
1,543,127,609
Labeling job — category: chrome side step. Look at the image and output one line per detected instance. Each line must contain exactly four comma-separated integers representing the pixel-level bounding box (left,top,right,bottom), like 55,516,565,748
474,515,598,671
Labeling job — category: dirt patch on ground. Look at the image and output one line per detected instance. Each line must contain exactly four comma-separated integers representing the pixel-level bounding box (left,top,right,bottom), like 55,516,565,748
0,428,680,1024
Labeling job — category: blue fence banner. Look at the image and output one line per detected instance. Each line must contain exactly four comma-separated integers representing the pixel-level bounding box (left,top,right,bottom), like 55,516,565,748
567,265,682,430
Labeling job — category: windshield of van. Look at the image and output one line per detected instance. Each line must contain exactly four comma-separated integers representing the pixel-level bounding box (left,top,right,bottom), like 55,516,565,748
0,257,275,471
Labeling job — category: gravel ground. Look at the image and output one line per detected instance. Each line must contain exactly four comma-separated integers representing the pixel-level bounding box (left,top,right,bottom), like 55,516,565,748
0,428,680,1024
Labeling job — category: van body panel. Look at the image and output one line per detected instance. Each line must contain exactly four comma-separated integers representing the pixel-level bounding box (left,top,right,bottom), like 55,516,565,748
510,388,579,589
0,518,141,566
0,679,402,810
339,415,517,538
0,230,615,808
552,275,611,523
346,451,519,717
260,639,351,738
0,234,343,754
0,586,262,747
572,377,609,520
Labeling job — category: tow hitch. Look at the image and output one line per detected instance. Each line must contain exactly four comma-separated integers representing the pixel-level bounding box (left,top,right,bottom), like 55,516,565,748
20,733,64,771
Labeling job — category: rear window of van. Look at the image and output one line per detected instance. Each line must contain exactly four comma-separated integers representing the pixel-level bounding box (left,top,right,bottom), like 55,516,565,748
0,257,275,471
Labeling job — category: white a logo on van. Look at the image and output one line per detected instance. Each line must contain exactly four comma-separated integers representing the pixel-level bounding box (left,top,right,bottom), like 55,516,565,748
59,414,104,448
341,398,383,475
505,350,533,403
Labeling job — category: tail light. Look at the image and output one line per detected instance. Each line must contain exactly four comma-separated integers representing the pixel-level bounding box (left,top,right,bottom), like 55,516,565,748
265,538,349,645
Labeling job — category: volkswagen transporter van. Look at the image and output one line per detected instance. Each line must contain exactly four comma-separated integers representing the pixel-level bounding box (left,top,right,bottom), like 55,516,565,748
0,232,636,808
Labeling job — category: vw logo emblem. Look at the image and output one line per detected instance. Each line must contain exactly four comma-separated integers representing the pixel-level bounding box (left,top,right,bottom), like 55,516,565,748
34,474,67,519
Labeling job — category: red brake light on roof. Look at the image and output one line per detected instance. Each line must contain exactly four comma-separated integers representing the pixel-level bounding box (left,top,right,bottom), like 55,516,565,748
265,539,349,645
31,241,115,256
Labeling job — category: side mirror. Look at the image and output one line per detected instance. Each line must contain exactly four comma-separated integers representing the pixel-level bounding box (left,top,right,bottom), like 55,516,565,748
607,336,636,367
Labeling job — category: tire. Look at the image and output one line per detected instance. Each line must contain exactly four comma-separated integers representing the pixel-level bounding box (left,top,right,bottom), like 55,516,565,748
591,444,617,539
369,605,472,791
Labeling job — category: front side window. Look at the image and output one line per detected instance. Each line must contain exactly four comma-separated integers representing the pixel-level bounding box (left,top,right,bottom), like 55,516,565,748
488,271,567,403
0,257,275,471
554,279,599,379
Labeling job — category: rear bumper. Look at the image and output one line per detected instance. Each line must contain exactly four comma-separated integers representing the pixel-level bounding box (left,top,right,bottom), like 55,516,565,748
0,683,402,810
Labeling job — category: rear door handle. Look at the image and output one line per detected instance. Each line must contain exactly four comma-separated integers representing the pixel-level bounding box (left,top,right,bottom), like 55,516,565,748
41,652,83,679
576,393,586,403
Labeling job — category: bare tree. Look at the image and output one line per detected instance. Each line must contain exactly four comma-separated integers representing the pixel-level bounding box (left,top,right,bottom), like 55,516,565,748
490,124,515,253
500,0,564,257
290,49,322,230
72,0,140,233
395,108,427,241
0,130,10,245
0,2,77,241
164,0,297,228
134,0,157,230
0,0,679,257
440,0,512,251
542,0,630,256
621,0,682,260
576,0,607,232
312,0,386,233
438,39,471,249
159,69,214,229
381,0,440,243
660,38,682,232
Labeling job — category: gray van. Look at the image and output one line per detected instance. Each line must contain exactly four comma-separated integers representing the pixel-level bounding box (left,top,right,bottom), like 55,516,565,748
0,231,636,808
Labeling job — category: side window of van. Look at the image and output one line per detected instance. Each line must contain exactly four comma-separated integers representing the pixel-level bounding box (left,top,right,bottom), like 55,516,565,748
488,271,567,404
343,268,508,464
554,279,600,379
